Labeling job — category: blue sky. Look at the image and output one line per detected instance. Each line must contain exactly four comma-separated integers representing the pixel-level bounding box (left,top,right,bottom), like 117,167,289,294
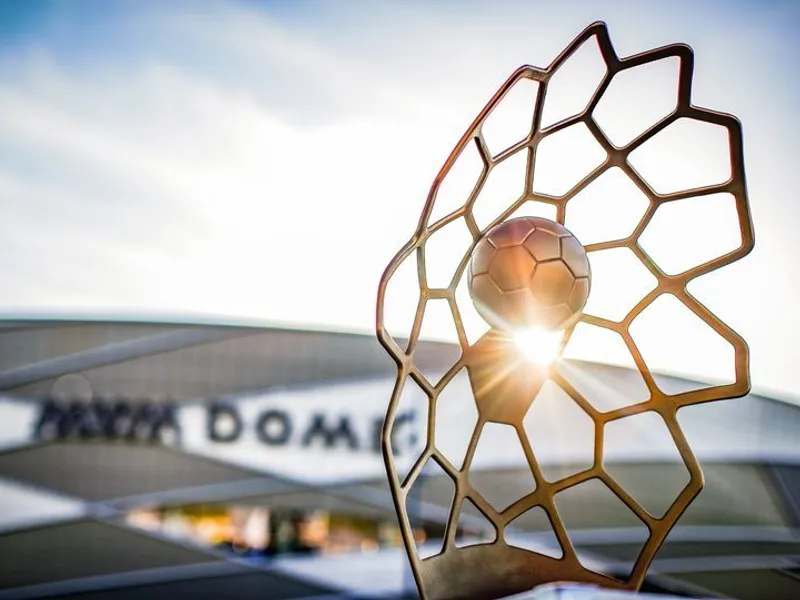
0,0,798,397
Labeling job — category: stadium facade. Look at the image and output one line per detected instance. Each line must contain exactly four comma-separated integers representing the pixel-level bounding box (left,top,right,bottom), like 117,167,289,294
1,319,800,600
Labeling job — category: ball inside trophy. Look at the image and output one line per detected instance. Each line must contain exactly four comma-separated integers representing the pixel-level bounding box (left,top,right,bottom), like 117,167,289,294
465,217,591,422
469,217,590,351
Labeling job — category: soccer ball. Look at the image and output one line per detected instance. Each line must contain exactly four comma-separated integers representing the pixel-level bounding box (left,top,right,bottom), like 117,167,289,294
468,217,591,331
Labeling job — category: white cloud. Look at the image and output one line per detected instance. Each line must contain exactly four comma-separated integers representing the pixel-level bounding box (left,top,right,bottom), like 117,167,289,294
0,0,797,397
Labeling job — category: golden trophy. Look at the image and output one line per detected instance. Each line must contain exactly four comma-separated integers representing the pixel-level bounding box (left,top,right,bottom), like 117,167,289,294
376,21,754,600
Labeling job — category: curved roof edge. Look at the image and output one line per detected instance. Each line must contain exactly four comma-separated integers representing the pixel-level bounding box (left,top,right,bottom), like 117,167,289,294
0,314,795,408
0,310,377,338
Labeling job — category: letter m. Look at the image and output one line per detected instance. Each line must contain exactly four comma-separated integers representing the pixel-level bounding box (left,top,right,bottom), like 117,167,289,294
301,414,359,450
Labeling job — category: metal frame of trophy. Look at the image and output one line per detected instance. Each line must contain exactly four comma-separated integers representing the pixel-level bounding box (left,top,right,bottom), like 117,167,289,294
376,21,754,600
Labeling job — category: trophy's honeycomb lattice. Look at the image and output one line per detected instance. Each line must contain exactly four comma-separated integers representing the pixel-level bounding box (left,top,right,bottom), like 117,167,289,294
376,20,754,600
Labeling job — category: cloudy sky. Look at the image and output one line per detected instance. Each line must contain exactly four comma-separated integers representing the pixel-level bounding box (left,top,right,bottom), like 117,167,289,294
0,0,797,398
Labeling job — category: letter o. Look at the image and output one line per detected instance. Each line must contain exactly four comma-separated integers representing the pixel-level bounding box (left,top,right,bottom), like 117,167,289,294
256,410,292,445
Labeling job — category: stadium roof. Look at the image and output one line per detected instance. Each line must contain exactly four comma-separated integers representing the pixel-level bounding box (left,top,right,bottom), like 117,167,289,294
0,319,799,600
0,317,456,399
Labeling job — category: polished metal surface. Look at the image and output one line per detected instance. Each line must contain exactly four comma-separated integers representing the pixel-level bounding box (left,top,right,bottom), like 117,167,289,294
376,20,754,600
468,217,590,332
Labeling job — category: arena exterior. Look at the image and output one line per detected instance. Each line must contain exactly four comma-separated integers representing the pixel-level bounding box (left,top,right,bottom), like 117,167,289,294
0,319,799,600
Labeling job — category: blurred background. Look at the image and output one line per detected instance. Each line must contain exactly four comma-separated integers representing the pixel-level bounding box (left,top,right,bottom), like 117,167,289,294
0,0,798,599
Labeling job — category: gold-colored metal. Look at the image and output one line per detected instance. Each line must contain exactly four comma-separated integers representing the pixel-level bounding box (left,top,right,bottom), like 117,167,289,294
376,20,754,600
469,217,590,332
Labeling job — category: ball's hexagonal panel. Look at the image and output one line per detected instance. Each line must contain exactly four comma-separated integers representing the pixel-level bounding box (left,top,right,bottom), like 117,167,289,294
484,217,536,248
466,329,546,424
470,241,496,277
523,381,594,482
470,422,536,511
500,288,536,330
529,261,576,307
490,246,537,292
471,277,538,332
524,229,561,262
568,278,590,314
561,236,590,278
469,272,505,326
537,303,576,331
435,369,479,470
531,218,571,238
604,411,690,518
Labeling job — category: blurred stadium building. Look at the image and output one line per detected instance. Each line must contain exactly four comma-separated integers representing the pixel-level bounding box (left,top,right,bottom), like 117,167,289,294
1,319,800,599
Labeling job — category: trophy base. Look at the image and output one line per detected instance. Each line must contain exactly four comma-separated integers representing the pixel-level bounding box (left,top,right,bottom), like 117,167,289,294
418,543,625,600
